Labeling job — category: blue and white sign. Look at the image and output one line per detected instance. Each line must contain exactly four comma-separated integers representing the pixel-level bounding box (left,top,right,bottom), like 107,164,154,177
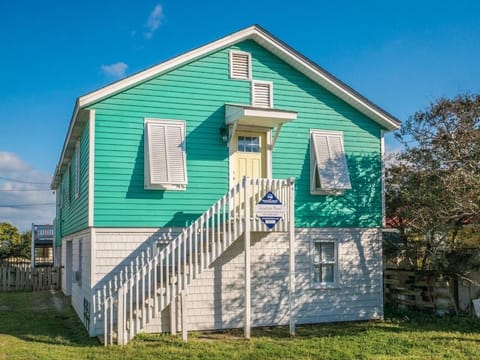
254,191,285,229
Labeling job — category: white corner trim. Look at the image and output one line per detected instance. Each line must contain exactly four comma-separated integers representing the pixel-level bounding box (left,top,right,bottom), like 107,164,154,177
88,109,95,227
267,130,272,179
90,227,96,282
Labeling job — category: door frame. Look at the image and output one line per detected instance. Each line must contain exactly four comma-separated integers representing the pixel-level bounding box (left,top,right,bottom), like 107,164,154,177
228,125,272,188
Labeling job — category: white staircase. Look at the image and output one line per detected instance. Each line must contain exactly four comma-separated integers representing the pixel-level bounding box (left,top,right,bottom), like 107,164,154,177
94,177,295,345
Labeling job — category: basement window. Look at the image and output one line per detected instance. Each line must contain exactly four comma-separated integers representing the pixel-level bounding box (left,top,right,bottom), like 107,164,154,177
312,239,338,287
144,119,187,190
310,130,351,195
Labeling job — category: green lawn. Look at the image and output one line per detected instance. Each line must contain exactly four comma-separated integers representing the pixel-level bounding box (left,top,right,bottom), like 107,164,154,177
0,291,479,359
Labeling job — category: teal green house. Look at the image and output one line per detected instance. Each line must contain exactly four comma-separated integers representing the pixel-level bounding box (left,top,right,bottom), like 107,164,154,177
51,25,400,344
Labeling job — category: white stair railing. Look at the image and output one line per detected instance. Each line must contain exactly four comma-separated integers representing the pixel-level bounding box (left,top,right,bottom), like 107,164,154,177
94,177,293,345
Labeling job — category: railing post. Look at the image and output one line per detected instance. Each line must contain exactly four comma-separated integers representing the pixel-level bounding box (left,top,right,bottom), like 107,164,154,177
181,291,188,341
117,286,125,345
288,177,296,336
244,176,251,339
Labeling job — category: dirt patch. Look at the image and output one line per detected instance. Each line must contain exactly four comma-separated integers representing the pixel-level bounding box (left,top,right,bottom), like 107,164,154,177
51,294,66,312
26,290,68,312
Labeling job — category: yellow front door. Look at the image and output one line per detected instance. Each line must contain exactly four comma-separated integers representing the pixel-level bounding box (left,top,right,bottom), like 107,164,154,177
231,131,267,184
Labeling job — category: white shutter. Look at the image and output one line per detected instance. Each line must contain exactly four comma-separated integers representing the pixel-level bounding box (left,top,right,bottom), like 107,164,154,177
327,135,351,189
230,51,251,79
148,122,168,184
311,130,351,193
252,80,273,108
165,124,187,184
312,133,336,190
145,119,187,189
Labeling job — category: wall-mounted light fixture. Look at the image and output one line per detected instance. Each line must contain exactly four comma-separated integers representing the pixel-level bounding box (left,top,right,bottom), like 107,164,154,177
220,125,228,143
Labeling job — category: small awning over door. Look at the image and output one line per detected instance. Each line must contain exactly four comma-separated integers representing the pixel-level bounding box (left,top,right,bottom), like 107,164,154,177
225,104,297,146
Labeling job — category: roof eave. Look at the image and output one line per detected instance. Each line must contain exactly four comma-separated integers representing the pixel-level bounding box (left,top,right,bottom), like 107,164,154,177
52,24,401,188
51,102,87,189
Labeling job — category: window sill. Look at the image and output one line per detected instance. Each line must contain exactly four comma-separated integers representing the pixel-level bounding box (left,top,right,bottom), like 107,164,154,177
311,189,347,196
145,184,187,191
310,282,341,290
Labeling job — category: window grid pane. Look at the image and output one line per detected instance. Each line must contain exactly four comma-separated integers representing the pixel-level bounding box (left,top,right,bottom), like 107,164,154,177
237,136,261,153
313,241,336,284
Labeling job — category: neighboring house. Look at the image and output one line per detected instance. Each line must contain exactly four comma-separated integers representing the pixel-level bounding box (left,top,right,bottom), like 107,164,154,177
51,25,400,344
31,223,54,267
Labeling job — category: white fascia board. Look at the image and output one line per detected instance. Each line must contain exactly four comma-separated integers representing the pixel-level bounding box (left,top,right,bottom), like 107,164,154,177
250,32,401,131
225,104,297,123
78,26,258,108
243,108,297,121
51,101,81,189
53,25,400,188
77,25,399,132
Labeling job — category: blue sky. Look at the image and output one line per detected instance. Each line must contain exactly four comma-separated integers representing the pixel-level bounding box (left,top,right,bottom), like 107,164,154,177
1,0,479,230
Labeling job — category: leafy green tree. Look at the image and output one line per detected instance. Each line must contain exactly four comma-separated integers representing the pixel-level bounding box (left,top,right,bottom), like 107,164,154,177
386,94,480,275
0,223,31,260
0,222,20,259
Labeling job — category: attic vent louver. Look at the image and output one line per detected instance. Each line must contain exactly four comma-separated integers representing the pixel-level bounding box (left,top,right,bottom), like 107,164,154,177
252,80,273,108
230,51,251,80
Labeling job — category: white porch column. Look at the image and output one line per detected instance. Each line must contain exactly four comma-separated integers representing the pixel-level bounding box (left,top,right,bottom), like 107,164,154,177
244,177,251,339
288,177,296,336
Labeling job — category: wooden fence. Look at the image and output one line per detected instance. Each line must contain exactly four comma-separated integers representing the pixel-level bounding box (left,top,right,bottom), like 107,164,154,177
0,265,61,291
384,268,457,314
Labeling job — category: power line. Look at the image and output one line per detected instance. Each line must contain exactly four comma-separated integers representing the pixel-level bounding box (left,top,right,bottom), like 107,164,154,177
0,176,50,185
0,203,55,208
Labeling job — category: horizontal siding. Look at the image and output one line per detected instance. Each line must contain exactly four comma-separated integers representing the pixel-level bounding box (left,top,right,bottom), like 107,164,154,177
93,228,182,334
93,228,182,287
90,227,382,335
92,40,383,228
61,230,92,332
165,227,382,332
57,122,89,237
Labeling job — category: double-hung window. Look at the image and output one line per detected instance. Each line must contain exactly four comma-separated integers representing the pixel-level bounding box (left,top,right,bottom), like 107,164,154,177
312,239,338,287
144,119,187,190
310,130,351,195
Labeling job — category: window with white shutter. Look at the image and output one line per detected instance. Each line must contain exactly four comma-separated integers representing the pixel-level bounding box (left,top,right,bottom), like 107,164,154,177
251,80,273,108
74,141,80,199
144,119,187,190
229,51,251,80
310,130,351,194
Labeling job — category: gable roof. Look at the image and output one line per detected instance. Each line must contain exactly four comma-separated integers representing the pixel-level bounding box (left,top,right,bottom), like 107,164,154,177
51,24,401,188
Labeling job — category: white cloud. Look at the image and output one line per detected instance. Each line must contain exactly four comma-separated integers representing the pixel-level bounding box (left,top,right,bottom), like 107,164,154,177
0,152,29,172
101,62,128,78
144,4,164,39
0,152,55,232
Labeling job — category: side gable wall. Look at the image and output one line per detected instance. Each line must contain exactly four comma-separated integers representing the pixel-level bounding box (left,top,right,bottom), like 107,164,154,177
90,40,383,229
55,121,90,239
